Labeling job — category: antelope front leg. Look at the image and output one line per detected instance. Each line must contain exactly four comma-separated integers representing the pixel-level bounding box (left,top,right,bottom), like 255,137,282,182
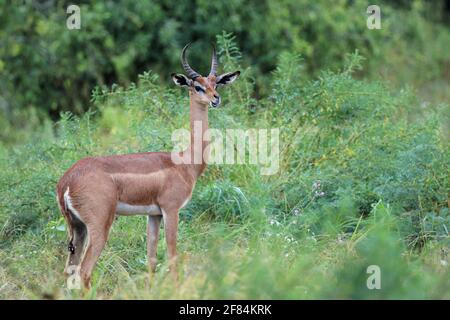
162,209,179,280
147,215,162,274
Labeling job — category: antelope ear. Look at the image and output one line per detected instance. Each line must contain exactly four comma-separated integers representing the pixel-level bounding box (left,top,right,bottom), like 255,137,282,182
171,73,192,87
216,71,240,86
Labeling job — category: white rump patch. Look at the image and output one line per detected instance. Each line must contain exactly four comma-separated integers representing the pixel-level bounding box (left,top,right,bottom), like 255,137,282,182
64,187,82,220
116,202,162,216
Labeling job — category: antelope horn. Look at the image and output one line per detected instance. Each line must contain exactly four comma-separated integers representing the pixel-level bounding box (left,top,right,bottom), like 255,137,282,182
209,44,218,76
181,43,200,79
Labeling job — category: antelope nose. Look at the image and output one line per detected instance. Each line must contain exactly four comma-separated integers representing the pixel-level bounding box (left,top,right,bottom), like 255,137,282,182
211,95,221,107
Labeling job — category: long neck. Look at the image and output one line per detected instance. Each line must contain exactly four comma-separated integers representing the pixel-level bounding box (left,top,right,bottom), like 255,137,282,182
184,92,210,178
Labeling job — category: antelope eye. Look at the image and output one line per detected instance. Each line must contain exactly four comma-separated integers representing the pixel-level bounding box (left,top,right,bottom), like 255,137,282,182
194,85,205,93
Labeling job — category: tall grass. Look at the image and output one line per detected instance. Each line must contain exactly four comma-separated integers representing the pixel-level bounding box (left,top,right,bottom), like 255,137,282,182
0,35,448,299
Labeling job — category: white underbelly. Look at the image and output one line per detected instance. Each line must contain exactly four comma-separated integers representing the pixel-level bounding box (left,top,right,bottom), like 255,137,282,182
116,202,162,216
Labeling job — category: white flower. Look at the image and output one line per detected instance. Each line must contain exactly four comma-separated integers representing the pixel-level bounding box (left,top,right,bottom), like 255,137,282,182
270,219,281,226
312,180,321,189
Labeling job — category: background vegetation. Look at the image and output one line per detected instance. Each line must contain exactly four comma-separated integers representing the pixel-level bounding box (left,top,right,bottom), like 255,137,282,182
0,0,449,299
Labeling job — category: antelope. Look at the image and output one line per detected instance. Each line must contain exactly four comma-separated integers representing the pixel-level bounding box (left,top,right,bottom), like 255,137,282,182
56,43,240,289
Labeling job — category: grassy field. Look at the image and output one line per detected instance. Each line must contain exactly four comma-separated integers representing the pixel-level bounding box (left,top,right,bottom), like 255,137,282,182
0,35,448,299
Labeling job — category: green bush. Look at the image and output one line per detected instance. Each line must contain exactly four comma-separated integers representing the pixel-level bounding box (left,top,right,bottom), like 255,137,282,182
0,18,448,299
1,0,449,126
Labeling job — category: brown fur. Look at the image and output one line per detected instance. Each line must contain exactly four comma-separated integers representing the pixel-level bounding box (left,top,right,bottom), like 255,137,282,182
56,65,240,289
56,78,215,289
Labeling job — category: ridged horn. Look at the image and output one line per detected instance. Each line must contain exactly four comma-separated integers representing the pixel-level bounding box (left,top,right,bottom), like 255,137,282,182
181,43,200,79
209,44,218,76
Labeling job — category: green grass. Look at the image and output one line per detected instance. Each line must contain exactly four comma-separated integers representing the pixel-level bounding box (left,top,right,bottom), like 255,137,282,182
0,39,448,299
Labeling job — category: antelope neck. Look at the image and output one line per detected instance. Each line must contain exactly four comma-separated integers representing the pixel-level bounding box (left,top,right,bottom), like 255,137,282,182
184,92,210,178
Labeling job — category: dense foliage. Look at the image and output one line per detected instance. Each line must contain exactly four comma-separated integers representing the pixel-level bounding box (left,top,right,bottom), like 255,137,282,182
1,0,449,126
0,30,448,298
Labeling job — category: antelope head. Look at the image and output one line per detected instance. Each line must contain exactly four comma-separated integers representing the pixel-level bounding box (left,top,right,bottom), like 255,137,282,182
171,43,240,108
